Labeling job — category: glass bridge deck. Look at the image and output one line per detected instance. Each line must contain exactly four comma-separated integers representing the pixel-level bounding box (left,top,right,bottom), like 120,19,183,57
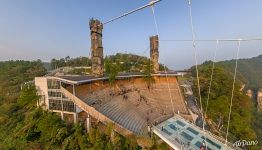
153,116,239,150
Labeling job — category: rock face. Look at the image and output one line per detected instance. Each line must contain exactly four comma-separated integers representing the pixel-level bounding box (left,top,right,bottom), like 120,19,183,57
150,35,159,73
89,19,104,77
257,88,262,112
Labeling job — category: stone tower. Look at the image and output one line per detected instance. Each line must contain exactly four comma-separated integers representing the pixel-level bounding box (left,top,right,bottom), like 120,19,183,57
89,19,104,77
150,35,159,73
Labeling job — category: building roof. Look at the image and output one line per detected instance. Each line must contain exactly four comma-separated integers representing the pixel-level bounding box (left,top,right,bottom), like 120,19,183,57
48,72,182,85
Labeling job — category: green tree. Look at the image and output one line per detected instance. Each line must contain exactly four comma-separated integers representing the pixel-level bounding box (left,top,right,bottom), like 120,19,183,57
18,85,39,108
143,61,155,88
105,60,119,87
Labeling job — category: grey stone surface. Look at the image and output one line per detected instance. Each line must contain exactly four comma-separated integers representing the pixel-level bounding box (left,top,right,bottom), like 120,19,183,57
90,19,104,77
150,35,159,73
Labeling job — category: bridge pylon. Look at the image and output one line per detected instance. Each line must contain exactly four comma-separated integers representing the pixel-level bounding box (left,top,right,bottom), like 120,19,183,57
89,19,104,77
150,35,159,73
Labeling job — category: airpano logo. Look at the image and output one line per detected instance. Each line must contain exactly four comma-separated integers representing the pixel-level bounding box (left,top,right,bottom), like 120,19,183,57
233,140,258,147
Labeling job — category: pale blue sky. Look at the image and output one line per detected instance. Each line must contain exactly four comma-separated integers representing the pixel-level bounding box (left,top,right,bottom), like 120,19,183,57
0,0,262,69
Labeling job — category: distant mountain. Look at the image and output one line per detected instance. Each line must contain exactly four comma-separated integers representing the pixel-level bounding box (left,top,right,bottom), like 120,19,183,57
217,55,262,90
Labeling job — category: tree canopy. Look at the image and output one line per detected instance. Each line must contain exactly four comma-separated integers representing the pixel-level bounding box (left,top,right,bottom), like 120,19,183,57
191,61,261,149
217,55,262,90
49,53,167,73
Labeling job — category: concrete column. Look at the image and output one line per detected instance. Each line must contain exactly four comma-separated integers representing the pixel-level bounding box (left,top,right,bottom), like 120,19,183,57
86,114,91,133
72,84,77,123
60,112,64,120
89,19,104,77
147,125,151,137
150,35,159,73
60,81,64,120
73,113,77,123
72,84,75,95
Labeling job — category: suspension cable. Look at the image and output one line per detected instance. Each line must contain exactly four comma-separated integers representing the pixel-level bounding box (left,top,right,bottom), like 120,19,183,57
225,40,241,145
150,0,176,115
151,4,160,36
102,0,162,26
186,0,205,130
160,38,262,42
164,64,176,115
186,2,209,148
203,40,219,149
204,40,218,121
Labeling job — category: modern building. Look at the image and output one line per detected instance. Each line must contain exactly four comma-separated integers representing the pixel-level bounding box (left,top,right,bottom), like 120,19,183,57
35,73,190,135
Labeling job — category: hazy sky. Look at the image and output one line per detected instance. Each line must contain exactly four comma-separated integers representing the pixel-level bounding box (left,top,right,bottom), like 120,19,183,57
0,0,262,69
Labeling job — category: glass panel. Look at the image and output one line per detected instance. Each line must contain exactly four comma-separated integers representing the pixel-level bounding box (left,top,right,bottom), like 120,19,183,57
63,100,75,112
48,91,61,98
47,79,60,89
195,141,212,150
187,127,199,135
162,127,172,135
195,141,203,148
49,99,62,110
176,120,186,127
201,136,221,149
168,124,178,131
180,131,193,141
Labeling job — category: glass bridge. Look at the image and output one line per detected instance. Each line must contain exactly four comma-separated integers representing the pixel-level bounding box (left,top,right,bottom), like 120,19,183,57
153,116,241,150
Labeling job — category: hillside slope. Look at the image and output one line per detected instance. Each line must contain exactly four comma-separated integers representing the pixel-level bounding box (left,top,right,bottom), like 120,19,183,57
217,55,262,90
191,60,262,149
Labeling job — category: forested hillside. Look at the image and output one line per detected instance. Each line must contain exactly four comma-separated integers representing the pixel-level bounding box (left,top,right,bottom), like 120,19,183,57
50,56,91,69
49,53,167,72
191,61,262,149
217,55,262,90
0,85,141,149
0,60,46,104
104,53,166,72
